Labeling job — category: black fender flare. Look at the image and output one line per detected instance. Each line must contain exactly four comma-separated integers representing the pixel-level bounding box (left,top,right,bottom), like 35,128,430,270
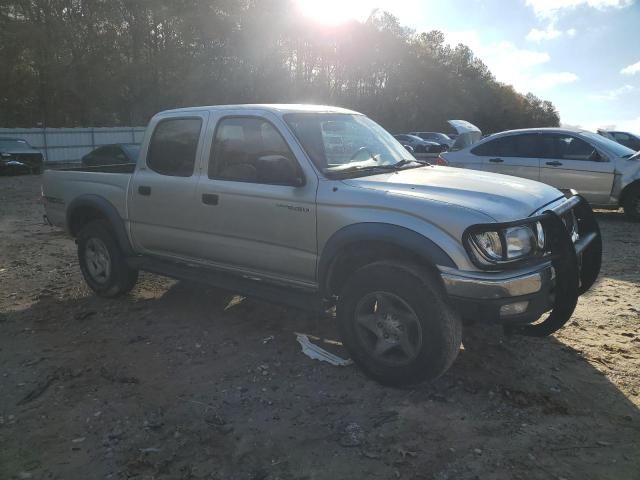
318,223,456,294
66,195,134,256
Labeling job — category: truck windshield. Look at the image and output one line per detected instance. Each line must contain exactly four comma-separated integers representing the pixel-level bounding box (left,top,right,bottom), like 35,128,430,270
284,113,413,174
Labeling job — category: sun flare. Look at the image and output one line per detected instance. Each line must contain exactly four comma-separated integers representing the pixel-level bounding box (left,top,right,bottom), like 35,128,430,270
295,0,373,25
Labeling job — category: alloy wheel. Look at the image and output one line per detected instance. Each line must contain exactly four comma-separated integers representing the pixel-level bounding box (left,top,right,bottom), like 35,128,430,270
354,291,423,366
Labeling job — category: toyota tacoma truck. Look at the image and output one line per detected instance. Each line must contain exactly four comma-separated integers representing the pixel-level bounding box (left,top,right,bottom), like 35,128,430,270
42,105,602,386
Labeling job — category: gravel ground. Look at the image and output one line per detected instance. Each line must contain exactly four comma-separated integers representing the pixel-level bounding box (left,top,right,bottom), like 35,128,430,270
1,174,638,480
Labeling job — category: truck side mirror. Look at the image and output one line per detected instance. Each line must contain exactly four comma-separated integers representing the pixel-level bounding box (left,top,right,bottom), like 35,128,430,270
256,155,306,187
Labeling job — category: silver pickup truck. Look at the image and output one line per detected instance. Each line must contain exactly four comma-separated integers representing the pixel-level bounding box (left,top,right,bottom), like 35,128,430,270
42,104,602,386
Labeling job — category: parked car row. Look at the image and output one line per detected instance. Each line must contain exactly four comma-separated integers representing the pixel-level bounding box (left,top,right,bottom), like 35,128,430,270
393,134,446,155
408,131,455,149
392,131,454,156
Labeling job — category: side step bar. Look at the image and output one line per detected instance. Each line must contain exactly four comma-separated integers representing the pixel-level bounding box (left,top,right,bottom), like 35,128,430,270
127,256,325,313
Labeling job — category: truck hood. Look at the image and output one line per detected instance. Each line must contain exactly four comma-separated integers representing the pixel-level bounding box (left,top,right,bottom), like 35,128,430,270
343,166,564,222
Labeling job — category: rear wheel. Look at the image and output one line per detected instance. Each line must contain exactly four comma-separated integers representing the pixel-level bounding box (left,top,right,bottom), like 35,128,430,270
623,185,640,221
77,220,138,297
337,261,461,386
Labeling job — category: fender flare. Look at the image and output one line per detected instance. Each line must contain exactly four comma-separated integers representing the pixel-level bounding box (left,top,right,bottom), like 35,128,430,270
66,195,134,256
318,222,456,294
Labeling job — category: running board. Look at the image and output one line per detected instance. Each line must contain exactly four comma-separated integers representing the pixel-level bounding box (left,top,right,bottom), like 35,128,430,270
127,256,324,313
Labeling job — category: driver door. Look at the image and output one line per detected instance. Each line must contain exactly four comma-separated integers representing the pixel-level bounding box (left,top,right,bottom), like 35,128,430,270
192,114,319,284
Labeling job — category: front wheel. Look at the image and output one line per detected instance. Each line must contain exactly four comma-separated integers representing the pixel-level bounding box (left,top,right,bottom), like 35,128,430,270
623,185,640,221
77,220,138,297
337,261,462,386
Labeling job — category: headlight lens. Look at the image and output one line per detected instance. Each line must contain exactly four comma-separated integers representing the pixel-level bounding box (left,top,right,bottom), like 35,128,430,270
469,222,544,264
474,231,503,260
504,226,535,258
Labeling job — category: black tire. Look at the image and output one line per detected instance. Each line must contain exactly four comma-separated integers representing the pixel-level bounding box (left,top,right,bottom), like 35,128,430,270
622,185,640,221
337,261,462,386
77,220,138,297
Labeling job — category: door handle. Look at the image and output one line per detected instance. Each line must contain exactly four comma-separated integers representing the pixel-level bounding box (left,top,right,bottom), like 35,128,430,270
138,185,151,196
489,158,503,163
202,193,219,206
546,161,563,167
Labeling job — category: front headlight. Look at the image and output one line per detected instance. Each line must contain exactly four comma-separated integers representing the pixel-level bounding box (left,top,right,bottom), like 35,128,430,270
468,221,545,266
504,226,536,258
474,231,503,260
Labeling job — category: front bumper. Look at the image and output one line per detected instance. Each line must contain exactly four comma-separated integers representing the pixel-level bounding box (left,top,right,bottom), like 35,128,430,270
440,194,602,334
441,262,556,324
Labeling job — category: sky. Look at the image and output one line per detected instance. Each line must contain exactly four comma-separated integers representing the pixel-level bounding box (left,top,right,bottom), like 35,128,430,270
296,0,640,133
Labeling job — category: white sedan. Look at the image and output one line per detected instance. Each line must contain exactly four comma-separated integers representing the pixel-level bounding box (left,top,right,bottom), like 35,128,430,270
442,123,640,220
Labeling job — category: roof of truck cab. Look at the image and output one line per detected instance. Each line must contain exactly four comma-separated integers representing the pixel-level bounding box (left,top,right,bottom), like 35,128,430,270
156,104,360,115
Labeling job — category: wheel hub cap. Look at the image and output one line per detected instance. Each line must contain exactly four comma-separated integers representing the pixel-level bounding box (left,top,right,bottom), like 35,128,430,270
354,292,423,366
85,237,111,284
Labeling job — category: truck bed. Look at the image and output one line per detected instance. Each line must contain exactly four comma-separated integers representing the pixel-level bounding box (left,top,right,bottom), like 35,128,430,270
42,165,134,231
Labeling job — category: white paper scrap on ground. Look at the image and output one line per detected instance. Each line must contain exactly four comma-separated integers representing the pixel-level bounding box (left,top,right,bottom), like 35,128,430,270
295,334,353,367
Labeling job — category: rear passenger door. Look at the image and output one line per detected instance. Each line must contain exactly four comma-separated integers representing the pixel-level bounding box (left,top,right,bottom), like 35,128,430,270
192,114,318,285
471,134,542,181
129,112,209,257
539,134,615,204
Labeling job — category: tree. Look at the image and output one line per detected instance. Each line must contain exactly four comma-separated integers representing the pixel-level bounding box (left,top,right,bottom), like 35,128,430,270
0,0,562,131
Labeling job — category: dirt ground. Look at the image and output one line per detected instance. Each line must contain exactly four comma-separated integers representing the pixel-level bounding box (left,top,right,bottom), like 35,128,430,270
1,174,638,480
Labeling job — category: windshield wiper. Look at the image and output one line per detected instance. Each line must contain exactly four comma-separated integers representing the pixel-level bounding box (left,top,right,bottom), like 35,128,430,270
325,159,427,178
359,159,430,170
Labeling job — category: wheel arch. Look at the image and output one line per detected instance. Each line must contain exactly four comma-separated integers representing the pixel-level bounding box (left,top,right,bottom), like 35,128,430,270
66,195,133,256
319,223,456,297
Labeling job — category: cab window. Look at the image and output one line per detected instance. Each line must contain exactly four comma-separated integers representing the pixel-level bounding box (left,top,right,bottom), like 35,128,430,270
209,117,302,186
147,118,202,177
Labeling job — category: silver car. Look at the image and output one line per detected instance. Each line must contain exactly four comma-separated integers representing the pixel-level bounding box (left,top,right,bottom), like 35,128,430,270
442,126,640,220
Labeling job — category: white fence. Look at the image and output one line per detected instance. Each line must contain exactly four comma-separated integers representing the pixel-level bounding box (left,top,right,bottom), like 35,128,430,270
0,127,146,163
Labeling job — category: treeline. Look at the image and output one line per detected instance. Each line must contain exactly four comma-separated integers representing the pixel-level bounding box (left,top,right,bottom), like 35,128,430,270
0,0,560,133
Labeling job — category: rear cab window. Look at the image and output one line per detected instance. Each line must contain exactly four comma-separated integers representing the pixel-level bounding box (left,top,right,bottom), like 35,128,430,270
147,118,202,177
